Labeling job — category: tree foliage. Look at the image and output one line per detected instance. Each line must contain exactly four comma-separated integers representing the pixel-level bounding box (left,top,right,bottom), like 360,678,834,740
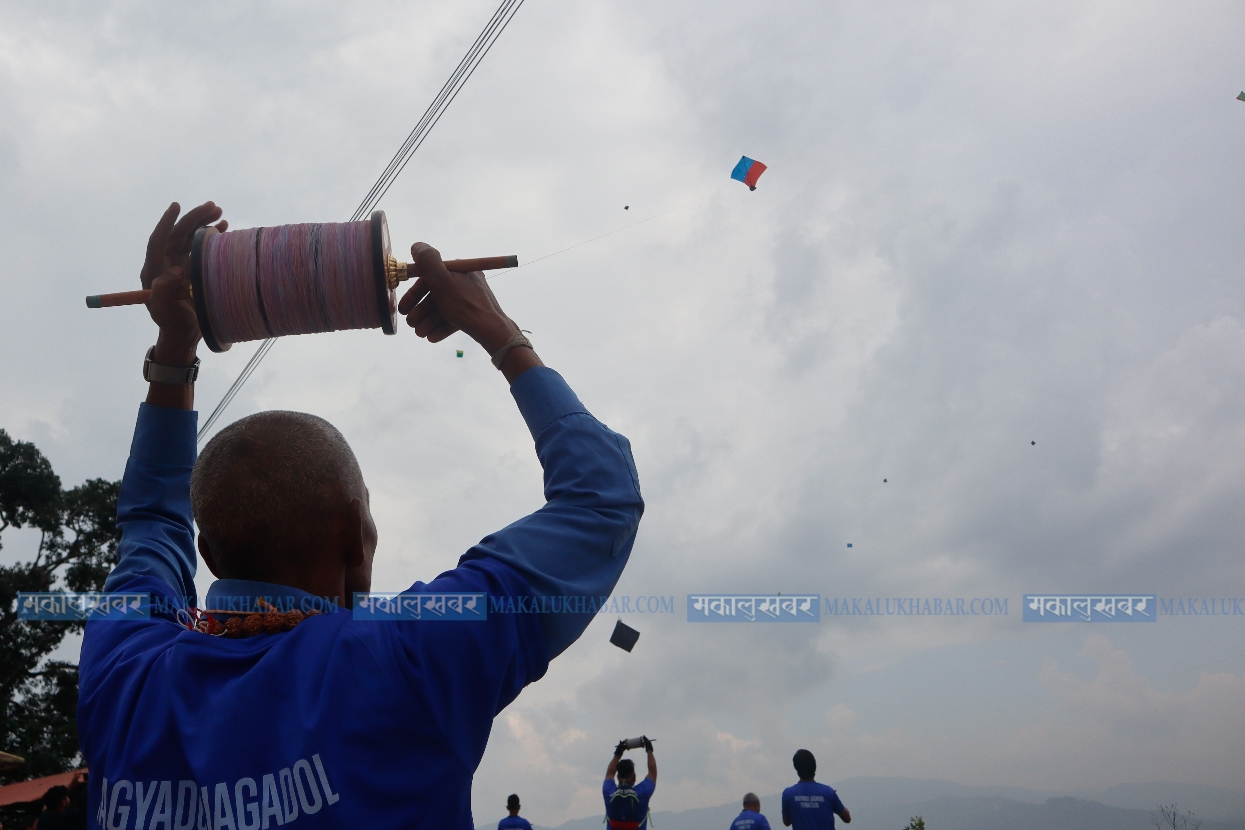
903,816,926,830
0,428,121,787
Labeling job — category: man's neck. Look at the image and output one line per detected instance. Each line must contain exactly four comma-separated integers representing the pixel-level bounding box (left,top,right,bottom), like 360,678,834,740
206,577,339,611
799,777,816,783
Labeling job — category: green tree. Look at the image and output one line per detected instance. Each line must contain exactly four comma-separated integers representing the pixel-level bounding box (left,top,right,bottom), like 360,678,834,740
0,428,121,789
903,817,926,830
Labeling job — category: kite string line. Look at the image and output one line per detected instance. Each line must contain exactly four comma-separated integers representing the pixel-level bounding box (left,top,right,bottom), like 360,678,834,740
350,0,525,220
203,195,706,437
366,0,527,215
351,0,523,219
489,201,695,280
197,0,526,443
197,338,274,441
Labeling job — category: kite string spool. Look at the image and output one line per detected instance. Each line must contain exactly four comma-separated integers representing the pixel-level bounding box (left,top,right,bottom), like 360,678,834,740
203,219,380,345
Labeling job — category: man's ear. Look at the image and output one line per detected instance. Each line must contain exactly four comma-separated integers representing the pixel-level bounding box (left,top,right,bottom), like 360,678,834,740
344,498,367,569
198,535,224,578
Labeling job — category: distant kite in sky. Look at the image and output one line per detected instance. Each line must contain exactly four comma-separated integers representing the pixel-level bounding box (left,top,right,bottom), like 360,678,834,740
731,156,767,191
1238,92,1245,101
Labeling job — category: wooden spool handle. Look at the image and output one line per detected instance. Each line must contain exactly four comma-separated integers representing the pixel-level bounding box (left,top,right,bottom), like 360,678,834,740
85,290,152,308
86,255,519,308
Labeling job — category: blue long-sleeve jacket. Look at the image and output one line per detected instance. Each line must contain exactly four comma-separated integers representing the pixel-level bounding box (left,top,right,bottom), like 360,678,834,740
78,367,643,830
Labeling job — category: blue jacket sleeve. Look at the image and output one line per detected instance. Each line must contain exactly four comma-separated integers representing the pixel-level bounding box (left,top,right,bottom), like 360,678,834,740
458,367,644,657
102,403,198,601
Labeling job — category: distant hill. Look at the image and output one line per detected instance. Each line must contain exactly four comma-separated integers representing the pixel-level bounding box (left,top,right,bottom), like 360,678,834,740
1082,783,1245,823
833,776,1245,820
854,795,1245,830
476,776,1245,830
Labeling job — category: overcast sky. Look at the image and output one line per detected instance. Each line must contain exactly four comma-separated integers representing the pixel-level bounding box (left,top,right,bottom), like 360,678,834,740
2,0,1245,825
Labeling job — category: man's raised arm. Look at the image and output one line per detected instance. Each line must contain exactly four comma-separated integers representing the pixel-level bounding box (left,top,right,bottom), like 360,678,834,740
399,245,645,657
605,741,625,781
103,202,227,598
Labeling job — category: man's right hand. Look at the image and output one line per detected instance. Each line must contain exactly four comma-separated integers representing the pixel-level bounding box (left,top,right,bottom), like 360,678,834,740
398,242,519,352
398,242,543,381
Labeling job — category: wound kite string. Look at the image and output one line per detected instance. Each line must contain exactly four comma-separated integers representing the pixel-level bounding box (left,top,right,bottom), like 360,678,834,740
191,212,395,353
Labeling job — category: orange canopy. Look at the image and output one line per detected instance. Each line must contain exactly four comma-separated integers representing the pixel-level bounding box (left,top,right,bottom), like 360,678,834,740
0,768,87,807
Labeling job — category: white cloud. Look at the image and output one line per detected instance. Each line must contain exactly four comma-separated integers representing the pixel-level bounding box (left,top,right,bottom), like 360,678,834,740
1006,635,1245,788
2,0,1245,826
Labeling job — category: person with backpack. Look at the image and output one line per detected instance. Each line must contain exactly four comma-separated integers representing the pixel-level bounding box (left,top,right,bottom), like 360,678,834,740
603,737,656,830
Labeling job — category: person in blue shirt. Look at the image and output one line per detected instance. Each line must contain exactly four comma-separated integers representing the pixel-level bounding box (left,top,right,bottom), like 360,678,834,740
77,201,644,830
602,738,656,830
498,794,532,830
731,793,772,830
781,750,850,830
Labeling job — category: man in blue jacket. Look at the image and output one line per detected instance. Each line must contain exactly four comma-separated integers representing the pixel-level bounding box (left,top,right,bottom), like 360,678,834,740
731,793,772,830
781,750,850,830
498,794,533,830
77,201,644,829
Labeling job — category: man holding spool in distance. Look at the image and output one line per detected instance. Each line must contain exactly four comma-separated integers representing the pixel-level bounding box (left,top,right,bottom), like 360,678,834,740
77,201,644,829
603,737,656,830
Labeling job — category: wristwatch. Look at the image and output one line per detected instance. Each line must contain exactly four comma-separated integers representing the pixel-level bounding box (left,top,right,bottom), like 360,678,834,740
143,346,200,384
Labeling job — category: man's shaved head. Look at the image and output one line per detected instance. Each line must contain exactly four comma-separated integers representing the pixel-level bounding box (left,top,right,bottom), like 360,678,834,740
191,410,366,579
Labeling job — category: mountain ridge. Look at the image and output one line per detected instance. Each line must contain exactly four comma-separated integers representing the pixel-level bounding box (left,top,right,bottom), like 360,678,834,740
475,776,1245,830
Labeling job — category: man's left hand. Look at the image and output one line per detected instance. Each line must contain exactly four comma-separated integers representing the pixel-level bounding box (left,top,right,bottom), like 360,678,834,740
142,201,227,362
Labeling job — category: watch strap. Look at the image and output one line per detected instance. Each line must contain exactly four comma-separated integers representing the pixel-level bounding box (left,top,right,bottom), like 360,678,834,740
144,346,200,384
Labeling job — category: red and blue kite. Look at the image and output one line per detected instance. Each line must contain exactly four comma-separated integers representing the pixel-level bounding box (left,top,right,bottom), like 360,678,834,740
731,156,767,191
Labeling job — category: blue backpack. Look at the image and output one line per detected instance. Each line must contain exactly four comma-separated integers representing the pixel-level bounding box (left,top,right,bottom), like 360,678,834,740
606,785,644,829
